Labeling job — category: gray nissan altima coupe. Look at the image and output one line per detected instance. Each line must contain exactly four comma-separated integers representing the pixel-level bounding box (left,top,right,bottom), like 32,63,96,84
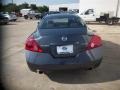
25,14,103,74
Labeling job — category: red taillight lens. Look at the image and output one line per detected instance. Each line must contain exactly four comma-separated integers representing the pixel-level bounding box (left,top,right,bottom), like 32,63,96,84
86,35,102,50
25,35,43,52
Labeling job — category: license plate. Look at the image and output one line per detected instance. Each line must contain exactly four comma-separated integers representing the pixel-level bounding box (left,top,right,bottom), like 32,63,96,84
57,45,73,54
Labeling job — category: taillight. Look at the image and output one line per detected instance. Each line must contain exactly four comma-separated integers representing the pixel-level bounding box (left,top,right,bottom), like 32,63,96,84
25,35,43,52
86,35,102,50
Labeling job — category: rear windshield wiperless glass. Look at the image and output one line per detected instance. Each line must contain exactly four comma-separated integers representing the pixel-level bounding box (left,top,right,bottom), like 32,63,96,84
39,16,85,29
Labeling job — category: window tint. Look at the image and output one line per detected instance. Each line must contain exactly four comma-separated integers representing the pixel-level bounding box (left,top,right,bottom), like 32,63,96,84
40,16,85,29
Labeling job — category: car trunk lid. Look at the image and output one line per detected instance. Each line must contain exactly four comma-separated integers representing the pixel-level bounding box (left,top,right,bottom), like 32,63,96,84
34,28,88,57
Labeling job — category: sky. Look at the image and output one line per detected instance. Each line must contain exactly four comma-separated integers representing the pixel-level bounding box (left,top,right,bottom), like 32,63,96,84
2,0,79,6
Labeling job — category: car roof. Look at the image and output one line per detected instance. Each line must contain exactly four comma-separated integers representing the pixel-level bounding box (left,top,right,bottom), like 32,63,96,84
43,13,79,19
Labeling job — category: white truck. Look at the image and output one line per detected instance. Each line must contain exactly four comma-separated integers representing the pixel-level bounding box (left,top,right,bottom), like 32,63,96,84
20,9,35,16
77,0,120,25
20,9,41,19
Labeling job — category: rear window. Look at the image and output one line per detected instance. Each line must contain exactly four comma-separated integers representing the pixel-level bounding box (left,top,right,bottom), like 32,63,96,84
40,16,85,29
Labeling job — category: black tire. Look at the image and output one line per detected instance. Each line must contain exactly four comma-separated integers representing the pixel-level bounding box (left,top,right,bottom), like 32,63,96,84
4,22,8,25
113,20,119,25
35,15,40,20
13,19,17,22
24,15,28,19
106,19,113,25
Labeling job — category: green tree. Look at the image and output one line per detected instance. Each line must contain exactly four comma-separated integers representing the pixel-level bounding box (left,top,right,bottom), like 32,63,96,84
18,2,29,10
38,6,49,13
30,4,37,10
42,6,49,12
3,3,19,12
37,6,43,13
0,3,49,13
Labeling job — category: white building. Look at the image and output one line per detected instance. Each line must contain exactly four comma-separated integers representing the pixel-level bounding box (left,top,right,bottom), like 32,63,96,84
49,0,120,18
49,3,79,12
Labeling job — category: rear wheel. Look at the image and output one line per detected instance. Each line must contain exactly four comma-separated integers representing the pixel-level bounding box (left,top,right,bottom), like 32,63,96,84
4,22,8,25
106,19,113,25
13,19,17,21
24,15,28,19
35,15,40,19
30,17,33,19
112,19,119,25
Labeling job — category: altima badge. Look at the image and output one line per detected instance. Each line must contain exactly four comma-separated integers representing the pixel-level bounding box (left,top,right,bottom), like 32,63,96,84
61,36,67,41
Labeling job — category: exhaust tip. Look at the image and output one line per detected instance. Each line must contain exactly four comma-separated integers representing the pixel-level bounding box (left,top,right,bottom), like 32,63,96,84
36,69,43,74
39,71,44,74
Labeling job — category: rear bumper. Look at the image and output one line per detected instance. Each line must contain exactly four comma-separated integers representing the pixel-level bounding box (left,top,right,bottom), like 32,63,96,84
27,58,102,72
25,47,103,72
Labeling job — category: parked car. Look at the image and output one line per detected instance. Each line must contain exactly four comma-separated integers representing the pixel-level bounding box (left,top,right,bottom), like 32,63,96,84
24,13,41,20
25,14,103,74
0,14,9,25
3,13,17,21
40,11,60,19
15,12,22,17
20,9,34,17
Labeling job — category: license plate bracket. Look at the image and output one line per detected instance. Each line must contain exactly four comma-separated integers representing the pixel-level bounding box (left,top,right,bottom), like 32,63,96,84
56,45,73,55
